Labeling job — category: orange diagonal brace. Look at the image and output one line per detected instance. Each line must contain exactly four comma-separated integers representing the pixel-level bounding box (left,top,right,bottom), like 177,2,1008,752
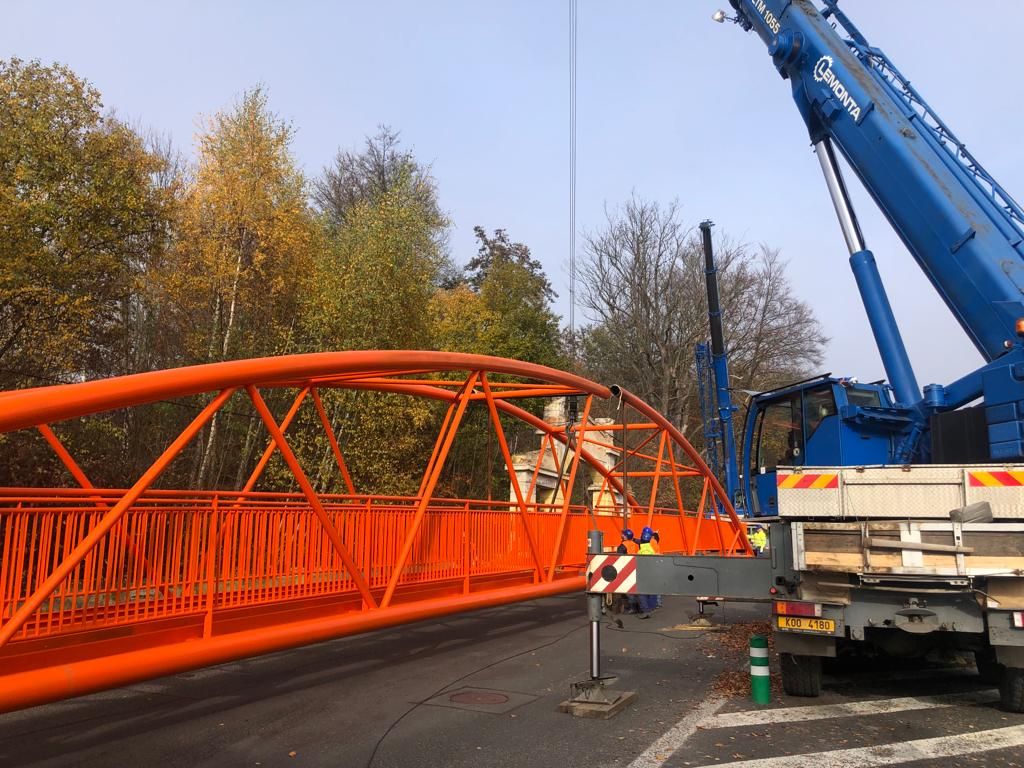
240,387,310,494
0,388,236,649
246,385,377,610
417,398,458,499
692,478,709,555
37,424,95,491
525,434,553,504
311,388,356,495
479,374,544,579
546,395,592,582
380,372,480,608
665,441,692,555
37,424,155,581
645,431,669,526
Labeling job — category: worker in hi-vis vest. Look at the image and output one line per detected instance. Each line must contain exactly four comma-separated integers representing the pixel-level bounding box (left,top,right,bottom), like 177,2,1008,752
636,527,659,619
749,525,768,555
617,528,639,555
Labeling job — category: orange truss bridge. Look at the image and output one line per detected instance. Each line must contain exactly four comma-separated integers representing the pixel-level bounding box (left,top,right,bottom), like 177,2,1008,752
0,351,750,712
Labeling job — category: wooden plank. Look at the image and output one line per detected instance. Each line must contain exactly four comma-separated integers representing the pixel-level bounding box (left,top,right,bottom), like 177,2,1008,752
864,537,974,555
802,550,1020,574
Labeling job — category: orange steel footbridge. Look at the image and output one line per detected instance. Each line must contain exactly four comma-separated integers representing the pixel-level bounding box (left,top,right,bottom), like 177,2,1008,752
0,351,751,712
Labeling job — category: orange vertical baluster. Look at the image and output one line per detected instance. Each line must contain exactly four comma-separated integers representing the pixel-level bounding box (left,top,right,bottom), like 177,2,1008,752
204,495,218,638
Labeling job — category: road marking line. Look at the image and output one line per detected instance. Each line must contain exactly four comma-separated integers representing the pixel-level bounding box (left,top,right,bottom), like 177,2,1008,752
707,689,999,729
710,723,1024,768
627,696,723,768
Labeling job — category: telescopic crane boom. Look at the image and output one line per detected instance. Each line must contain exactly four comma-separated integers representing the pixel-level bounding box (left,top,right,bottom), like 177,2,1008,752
722,0,1024,461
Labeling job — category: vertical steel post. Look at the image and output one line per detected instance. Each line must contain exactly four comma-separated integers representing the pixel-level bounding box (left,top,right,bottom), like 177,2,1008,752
589,604,602,680
587,529,604,679
699,220,740,504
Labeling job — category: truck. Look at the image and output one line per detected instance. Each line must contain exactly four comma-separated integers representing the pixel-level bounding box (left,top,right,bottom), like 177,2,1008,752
585,0,1024,711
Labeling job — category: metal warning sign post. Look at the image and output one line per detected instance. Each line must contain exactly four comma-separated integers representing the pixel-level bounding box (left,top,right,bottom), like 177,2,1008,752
565,530,772,719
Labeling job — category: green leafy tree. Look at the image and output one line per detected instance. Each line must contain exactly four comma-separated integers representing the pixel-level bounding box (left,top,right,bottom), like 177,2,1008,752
284,135,451,496
0,58,177,488
433,227,564,368
0,58,174,387
428,227,565,498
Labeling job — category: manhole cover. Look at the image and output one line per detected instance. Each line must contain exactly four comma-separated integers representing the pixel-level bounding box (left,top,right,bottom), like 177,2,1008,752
450,690,509,705
424,686,535,713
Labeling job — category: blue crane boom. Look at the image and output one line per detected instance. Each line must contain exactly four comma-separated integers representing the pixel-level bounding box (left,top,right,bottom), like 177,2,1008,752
719,0,1024,470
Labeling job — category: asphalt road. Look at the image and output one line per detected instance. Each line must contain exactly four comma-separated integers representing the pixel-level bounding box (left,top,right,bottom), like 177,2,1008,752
0,597,1021,768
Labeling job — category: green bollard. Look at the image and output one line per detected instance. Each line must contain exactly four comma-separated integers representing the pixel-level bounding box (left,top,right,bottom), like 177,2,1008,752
750,634,770,705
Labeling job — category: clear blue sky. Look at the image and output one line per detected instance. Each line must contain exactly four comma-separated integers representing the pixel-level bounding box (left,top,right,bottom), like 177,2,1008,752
4,1,1022,389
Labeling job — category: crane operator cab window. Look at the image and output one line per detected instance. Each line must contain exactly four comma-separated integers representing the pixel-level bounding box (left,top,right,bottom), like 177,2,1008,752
750,384,840,516
751,391,805,517
804,384,838,440
755,393,804,472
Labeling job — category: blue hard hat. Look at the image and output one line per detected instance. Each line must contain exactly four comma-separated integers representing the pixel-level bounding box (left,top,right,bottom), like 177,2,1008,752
622,528,635,540
640,526,653,543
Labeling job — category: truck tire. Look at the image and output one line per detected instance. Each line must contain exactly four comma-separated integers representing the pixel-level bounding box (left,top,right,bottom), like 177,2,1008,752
975,649,1004,685
1000,667,1024,713
780,653,821,697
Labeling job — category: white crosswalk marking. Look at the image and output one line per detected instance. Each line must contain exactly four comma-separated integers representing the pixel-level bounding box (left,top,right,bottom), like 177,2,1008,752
637,686,1013,768
709,723,1024,768
706,688,999,729
626,696,724,768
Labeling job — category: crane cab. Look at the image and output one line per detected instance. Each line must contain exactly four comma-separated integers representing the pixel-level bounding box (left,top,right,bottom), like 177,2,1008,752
741,376,910,517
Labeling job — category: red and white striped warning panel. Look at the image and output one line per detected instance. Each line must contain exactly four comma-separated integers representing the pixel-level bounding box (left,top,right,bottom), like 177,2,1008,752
586,554,638,593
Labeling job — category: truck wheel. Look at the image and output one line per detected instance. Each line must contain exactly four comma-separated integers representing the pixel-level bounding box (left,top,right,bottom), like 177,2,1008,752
975,649,1004,686
1000,667,1024,713
780,653,821,697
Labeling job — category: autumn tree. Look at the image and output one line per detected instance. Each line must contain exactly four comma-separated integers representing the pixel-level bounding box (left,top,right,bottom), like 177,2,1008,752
428,227,565,497
431,227,563,367
0,58,174,388
576,196,826,436
149,86,316,487
303,175,446,352
278,132,452,496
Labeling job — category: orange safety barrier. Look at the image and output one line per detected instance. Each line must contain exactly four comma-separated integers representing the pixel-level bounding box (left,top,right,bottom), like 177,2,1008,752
0,351,750,711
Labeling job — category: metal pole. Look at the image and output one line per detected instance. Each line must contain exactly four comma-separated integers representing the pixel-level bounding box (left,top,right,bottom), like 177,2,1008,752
699,220,740,504
814,140,866,254
587,529,604,680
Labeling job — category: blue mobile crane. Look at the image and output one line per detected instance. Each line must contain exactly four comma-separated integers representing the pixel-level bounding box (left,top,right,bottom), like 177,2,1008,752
700,0,1024,518
582,1,1024,712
